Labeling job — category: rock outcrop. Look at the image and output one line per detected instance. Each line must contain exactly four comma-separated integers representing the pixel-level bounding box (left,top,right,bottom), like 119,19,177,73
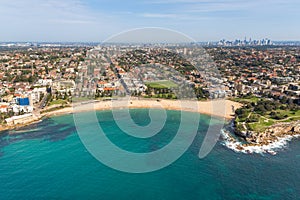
235,121,300,146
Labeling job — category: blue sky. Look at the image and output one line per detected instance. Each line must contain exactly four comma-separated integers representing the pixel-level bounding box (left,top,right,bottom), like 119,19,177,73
0,0,299,42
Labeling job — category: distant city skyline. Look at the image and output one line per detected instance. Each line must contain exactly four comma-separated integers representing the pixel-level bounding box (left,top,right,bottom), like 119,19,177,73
0,0,300,42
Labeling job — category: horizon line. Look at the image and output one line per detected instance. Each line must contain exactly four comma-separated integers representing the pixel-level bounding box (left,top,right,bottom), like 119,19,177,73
1,40,300,44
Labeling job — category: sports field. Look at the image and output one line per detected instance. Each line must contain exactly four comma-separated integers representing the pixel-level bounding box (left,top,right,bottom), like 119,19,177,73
145,80,178,89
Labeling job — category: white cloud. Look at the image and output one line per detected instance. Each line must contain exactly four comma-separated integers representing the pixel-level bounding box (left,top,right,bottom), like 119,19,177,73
0,0,94,23
49,19,95,24
0,0,299,41
141,13,178,18
0,0,124,41
144,0,300,13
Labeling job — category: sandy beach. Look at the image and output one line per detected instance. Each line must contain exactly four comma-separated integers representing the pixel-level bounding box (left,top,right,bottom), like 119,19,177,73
43,99,242,119
0,99,242,133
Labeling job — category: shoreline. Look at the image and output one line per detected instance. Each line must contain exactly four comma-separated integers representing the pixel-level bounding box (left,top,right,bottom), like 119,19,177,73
221,121,300,155
43,99,242,119
221,128,300,155
0,99,242,133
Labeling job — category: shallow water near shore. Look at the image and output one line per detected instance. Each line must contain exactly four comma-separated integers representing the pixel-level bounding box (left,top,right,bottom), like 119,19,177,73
0,109,300,200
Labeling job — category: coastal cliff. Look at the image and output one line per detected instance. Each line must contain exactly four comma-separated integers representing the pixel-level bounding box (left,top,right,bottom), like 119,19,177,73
222,120,300,155
244,121,300,145
234,120,300,148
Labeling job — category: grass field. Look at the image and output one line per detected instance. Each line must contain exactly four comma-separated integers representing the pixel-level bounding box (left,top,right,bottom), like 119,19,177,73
234,96,300,132
145,80,178,89
49,99,68,106
230,96,260,104
248,117,275,132
243,110,300,132
264,109,300,120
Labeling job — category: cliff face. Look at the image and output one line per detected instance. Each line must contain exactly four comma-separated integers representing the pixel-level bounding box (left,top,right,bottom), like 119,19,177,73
236,121,300,145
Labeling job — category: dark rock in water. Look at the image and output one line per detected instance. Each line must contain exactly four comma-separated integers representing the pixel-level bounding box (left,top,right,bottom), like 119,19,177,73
292,124,300,133
234,129,247,139
0,118,75,158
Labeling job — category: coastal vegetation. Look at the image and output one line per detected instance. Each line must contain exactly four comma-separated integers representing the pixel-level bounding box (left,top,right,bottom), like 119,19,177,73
234,95,299,133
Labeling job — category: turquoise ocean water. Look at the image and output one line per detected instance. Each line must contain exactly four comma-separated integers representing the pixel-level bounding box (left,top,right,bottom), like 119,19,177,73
0,109,300,200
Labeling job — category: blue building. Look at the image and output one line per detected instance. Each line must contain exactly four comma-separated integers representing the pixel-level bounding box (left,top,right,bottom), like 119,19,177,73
17,97,30,106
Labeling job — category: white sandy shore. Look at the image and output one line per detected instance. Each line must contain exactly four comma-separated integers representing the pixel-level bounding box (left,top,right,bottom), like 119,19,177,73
0,99,242,133
43,99,242,119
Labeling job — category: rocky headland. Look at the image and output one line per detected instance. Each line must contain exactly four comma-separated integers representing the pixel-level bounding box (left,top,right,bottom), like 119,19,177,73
241,121,300,145
223,120,300,154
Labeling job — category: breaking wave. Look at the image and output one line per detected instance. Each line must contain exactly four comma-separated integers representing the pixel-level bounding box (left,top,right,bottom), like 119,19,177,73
220,128,300,155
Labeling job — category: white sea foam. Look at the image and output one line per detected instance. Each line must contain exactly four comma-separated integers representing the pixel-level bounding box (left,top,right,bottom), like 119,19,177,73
220,129,300,155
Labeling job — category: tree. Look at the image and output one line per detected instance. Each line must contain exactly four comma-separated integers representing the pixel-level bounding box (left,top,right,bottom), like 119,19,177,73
280,96,288,104
254,104,266,114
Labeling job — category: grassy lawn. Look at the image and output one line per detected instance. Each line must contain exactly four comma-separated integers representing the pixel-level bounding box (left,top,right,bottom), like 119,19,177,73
248,116,275,132
230,96,260,104
72,97,93,102
285,109,300,117
282,116,300,122
278,110,300,121
49,99,68,106
234,96,299,133
265,109,300,120
146,80,178,89
236,116,248,123
246,110,300,132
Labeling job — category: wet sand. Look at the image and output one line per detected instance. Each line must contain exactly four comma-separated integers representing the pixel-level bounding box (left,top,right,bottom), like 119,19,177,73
0,99,242,133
